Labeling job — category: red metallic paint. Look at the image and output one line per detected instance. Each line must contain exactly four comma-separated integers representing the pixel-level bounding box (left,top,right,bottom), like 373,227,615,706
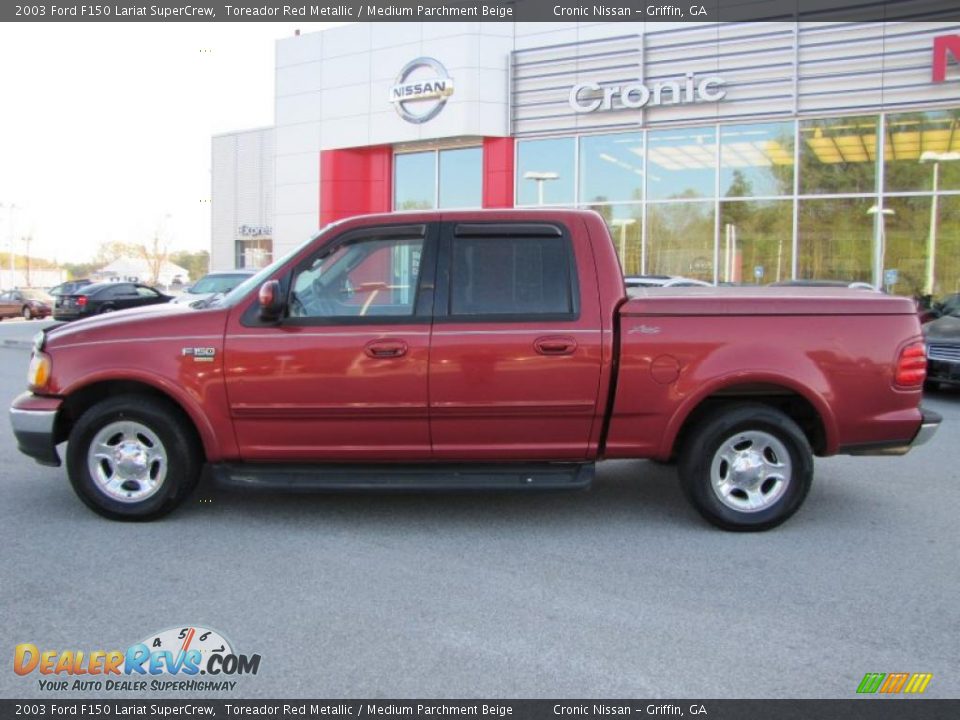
37,304,236,462
26,209,926,469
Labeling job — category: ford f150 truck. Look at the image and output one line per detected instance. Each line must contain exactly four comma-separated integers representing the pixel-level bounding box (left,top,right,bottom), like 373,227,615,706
10,210,941,530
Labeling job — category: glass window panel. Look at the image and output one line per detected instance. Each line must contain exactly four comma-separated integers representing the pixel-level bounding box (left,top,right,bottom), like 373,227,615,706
719,200,793,284
935,196,960,299
394,151,436,210
587,203,643,276
646,127,717,200
449,236,574,316
291,237,424,318
882,195,933,298
799,116,878,194
516,138,575,206
579,132,644,204
797,198,874,282
720,121,795,198
885,110,960,193
646,201,716,281
439,147,482,208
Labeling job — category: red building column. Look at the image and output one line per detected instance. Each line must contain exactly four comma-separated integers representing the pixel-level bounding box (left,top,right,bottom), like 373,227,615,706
319,145,393,226
482,137,515,209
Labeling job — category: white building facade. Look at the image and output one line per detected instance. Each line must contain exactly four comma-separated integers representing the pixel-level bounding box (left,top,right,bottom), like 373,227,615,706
211,126,275,271
213,21,960,297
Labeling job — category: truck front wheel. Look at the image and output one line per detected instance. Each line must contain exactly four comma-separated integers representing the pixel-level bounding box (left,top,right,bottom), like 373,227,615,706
678,403,813,531
66,395,201,520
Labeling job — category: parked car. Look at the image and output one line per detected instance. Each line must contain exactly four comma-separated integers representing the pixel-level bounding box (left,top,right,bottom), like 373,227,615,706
625,274,712,289
0,289,53,320
52,282,171,321
172,270,256,306
11,210,939,530
923,304,960,389
48,279,92,297
926,292,960,321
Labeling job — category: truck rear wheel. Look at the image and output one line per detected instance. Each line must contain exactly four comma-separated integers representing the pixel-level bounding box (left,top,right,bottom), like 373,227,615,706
678,403,813,531
66,395,201,520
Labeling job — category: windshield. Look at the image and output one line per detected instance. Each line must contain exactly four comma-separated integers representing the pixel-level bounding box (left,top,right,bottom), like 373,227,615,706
190,274,250,294
215,231,328,309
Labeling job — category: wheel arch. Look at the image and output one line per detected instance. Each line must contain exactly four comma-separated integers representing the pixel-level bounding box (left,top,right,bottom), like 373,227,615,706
663,375,837,460
55,375,218,462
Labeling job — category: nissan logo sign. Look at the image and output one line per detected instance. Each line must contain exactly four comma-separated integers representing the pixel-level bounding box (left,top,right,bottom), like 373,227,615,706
390,57,454,124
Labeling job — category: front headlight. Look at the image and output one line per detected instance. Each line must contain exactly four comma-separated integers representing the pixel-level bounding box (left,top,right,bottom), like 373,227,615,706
27,352,52,391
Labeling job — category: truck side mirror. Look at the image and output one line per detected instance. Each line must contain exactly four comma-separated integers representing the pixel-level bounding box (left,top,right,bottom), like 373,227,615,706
258,280,284,321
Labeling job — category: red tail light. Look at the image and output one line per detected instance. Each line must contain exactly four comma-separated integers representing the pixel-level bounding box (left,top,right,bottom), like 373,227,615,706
76,296,87,307
895,342,927,387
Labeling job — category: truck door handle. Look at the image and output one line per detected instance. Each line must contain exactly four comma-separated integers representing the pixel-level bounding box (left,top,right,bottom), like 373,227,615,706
364,339,408,359
534,336,577,356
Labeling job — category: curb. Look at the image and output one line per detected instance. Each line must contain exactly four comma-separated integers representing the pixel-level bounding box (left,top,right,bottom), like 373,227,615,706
1,339,33,349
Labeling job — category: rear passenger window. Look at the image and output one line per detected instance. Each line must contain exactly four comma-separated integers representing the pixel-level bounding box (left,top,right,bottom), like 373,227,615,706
450,235,576,317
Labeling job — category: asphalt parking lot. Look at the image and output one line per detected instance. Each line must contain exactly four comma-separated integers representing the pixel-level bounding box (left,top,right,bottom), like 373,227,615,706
0,322,957,700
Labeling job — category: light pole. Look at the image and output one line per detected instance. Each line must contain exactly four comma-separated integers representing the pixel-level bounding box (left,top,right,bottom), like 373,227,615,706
609,218,637,272
523,171,559,206
867,204,895,290
0,203,19,287
920,150,960,296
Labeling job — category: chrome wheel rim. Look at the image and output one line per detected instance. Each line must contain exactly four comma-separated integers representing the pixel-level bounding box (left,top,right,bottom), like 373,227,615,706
87,421,167,503
710,430,791,513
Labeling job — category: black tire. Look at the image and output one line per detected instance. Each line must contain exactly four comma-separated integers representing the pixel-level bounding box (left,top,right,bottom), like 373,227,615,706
923,380,940,392
66,395,202,521
22,306,32,320
99,305,116,314
678,403,813,532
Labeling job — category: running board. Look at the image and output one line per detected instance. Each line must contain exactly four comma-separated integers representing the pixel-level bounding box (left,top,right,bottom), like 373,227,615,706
211,462,594,492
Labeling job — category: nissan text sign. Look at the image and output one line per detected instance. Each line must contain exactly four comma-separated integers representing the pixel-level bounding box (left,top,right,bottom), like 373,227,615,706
933,34,960,82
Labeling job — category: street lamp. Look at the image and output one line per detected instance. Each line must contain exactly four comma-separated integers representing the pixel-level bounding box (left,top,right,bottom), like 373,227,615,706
609,218,637,271
0,203,19,286
523,171,559,206
920,150,960,296
867,204,895,290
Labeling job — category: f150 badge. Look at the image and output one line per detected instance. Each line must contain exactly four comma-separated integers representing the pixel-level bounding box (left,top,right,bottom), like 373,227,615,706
182,347,216,362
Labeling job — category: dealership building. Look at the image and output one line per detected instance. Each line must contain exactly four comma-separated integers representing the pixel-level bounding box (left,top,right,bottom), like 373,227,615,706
211,20,960,297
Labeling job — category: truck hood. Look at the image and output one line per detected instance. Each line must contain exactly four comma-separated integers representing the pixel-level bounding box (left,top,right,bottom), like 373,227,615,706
621,287,917,316
43,302,228,350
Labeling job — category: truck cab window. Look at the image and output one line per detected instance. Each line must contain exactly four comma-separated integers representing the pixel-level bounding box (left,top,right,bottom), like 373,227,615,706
450,235,575,317
290,236,424,319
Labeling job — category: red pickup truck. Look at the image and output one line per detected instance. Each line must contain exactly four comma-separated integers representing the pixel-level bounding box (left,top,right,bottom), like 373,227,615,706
10,210,940,530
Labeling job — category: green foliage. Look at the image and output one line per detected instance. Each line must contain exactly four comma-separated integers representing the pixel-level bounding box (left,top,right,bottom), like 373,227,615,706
170,250,210,283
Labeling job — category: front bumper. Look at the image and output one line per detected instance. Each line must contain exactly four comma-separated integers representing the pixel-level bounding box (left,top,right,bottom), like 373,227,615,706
843,408,942,457
9,393,62,467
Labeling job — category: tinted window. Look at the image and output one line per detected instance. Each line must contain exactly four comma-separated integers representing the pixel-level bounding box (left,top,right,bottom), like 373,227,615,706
290,235,424,320
450,235,575,317
97,284,133,298
136,286,160,298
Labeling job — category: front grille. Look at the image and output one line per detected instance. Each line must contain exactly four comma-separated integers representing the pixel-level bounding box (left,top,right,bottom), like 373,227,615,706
928,343,960,363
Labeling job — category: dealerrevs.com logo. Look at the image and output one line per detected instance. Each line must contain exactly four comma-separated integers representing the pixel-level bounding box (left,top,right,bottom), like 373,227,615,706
14,626,261,692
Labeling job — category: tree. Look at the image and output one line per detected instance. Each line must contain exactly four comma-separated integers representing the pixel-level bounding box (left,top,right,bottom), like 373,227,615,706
138,234,170,287
170,250,210,283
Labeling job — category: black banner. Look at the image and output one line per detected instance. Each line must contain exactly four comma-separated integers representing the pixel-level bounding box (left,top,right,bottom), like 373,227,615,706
1,700,959,719
4,0,960,23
